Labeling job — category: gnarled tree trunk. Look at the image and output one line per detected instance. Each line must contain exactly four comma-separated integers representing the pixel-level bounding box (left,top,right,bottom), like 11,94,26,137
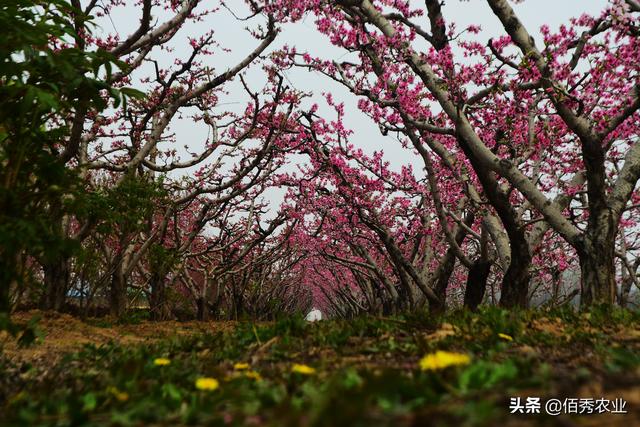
578,215,617,305
464,259,491,311
499,233,531,308
458,136,531,308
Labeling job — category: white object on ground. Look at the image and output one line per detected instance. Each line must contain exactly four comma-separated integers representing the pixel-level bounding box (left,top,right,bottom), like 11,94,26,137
305,308,322,322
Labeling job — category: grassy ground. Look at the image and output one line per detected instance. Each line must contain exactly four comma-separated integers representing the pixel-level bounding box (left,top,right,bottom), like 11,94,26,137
1,307,639,426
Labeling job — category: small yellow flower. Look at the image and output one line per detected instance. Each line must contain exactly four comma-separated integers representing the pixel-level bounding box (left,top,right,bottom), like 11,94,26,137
245,370,262,381
419,351,471,371
195,377,220,391
234,362,250,370
153,358,171,366
291,363,316,375
498,333,513,341
107,386,129,402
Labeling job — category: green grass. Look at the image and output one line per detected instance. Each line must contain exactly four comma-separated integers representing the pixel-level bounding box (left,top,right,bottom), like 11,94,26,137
1,307,639,426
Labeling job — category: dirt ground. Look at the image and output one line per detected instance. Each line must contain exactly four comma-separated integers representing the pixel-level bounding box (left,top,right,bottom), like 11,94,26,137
0,310,237,365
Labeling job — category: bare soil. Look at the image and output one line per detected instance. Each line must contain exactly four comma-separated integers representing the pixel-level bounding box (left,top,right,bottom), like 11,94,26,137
1,310,237,365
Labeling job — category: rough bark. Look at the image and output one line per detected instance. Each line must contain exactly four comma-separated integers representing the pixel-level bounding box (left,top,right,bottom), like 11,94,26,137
464,260,491,310
432,250,456,314
578,216,617,305
149,272,170,320
499,235,531,308
42,257,70,311
110,267,126,318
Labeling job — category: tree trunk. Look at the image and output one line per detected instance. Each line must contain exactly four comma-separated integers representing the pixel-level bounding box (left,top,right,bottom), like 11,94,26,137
457,135,532,309
231,285,244,320
41,207,70,312
234,295,243,320
149,271,170,320
196,296,208,321
619,277,633,307
431,212,474,315
0,256,13,315
110,268,126,318
464,259,491,311
499,235,531,308
431,250,456,315
578,232,616,306
42,257,70,311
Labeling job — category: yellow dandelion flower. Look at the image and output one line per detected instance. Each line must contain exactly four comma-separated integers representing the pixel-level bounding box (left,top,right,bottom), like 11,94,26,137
498,333,513,341
245,370,262,381
153,358,171,366
234,362,250,370
291,363,316,375
419,351,471,371
115,391,129,402
107,386,129,402
195,377,220,391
